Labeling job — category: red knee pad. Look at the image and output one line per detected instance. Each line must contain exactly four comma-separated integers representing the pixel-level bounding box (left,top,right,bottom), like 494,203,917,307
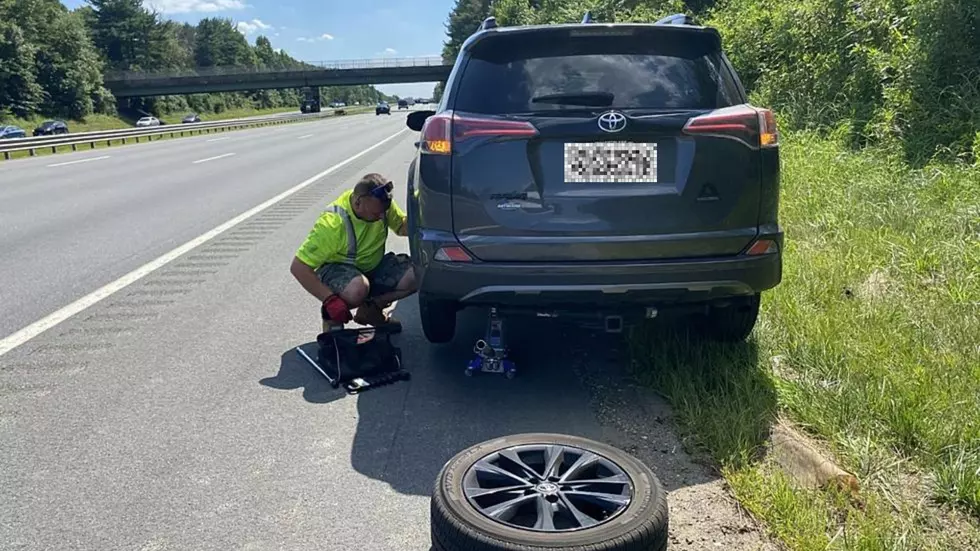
321,295,352,324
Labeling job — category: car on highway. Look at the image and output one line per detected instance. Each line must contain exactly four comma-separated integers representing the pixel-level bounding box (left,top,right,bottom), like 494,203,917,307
404,14,783,346
0,125,27,140
376,101,391,115
182,113,201,123
397,99,409,109
32,120,68,136
136,116,161,127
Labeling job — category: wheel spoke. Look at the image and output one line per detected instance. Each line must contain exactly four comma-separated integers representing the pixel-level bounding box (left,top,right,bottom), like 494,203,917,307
483,494,536,522
558,451,599,482
543,445,564,479
563,474,630,487
463,484,532,500
533,495,556,531
558,493,599,529
564,490,631,509
498,449,541,481
473,459,533,486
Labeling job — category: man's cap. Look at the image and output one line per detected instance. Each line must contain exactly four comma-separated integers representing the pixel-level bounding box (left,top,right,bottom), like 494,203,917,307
354,173,393,206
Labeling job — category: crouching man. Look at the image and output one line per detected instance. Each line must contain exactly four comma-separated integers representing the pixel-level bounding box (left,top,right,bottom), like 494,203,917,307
290,173,418,332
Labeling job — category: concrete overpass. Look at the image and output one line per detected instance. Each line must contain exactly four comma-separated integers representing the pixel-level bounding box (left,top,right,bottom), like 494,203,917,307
104,56,453,98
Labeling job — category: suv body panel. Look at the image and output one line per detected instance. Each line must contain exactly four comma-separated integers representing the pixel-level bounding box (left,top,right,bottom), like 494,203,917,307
405,19,782,318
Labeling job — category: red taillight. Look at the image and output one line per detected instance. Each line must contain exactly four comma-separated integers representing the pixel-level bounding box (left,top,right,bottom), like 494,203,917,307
419,111,538,155
434,246,473,262
682,105,779,149
453,113,538,141
420,113,452,155
745,239,779,255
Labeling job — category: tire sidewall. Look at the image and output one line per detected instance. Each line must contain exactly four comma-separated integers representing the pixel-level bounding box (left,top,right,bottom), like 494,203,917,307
435,433,665,548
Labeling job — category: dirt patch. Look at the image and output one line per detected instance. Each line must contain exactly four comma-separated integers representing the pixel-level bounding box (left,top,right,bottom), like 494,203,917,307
563,329,779,551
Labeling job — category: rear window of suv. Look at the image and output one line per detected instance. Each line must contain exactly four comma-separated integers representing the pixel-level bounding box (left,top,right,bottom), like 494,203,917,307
452,28,743,114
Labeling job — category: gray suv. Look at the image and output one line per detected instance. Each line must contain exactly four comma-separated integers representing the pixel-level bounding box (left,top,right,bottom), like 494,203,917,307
404,15,783,344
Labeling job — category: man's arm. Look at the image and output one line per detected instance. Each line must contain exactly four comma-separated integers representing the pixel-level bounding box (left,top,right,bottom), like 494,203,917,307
387,200,409,237
292,214,343,301
290,257,335,302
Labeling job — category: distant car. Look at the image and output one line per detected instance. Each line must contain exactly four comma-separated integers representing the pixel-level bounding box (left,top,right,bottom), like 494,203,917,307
182,113,201,124
397,99,409,109
0,125,26,140
136,116,161,127
376,102,391,115
33,120,68,136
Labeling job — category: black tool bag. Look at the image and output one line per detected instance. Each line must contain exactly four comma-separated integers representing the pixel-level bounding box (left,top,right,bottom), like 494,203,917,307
315,327,402,388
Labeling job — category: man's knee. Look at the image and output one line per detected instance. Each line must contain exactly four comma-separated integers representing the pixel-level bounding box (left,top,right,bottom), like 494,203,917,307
397,264,419,293
339,275,370,306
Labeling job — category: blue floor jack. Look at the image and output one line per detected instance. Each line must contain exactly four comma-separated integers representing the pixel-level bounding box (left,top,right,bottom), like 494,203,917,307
466,307,517,378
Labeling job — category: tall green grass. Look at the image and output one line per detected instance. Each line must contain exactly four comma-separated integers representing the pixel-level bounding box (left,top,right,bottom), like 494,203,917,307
630,131,980,549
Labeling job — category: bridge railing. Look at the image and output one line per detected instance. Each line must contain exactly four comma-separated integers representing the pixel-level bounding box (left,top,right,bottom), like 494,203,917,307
106,56,448,81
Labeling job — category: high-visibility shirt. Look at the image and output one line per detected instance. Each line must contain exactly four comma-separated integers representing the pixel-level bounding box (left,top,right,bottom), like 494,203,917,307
295,189,407,273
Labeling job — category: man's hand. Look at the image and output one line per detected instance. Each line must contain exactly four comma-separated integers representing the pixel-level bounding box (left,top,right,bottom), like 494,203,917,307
322,295,352,323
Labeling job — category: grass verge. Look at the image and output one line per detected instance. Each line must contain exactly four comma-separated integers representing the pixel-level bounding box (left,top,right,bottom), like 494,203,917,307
629,131,980,550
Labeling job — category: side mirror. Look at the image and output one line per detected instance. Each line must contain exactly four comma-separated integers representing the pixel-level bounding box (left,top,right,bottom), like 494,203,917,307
406,110,436,132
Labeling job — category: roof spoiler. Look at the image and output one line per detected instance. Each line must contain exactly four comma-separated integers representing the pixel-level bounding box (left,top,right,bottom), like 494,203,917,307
654,13,698,26
477,16,498,31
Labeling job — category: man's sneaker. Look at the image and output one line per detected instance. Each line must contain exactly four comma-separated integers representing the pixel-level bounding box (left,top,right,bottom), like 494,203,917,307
354,301,401,331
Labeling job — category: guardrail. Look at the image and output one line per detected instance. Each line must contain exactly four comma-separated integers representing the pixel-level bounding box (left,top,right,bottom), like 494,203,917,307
105,56,448,81
0,110,344,160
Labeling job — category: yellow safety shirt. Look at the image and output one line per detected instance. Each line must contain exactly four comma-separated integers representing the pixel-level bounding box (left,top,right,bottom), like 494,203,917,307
295,189,407,273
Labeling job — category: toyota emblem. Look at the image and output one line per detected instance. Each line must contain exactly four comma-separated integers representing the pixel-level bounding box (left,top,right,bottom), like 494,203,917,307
597,111,627,133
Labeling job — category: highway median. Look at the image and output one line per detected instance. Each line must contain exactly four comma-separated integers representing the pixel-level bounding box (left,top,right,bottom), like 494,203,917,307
0,106,373,162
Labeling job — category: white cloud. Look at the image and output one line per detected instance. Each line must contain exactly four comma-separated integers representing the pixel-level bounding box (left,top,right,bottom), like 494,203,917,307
236,19,272,35
146,0,247,14
384,48,397,54
297,34,335,42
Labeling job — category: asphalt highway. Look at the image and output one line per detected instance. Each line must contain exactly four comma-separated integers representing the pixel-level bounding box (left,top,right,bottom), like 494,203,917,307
0,110,773,551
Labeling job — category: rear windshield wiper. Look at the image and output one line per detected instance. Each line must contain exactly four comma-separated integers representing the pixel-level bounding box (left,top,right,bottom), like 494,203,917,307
530,92,615,107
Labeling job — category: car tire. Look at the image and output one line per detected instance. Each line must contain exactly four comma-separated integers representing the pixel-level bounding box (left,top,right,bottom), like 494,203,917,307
700,293,761,342
419,294,457,344
431,433,668,551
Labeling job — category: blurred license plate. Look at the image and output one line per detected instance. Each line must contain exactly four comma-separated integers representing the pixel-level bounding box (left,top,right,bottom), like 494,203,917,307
564,142,658,183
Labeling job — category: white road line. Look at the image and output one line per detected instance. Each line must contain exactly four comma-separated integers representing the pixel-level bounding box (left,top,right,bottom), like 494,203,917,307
206,137,229,142
297,134,314,140
192,153,236,164
0,127,409,358
47,156,111,168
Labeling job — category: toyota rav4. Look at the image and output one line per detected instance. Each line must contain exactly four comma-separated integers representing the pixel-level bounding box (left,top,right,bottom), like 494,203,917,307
404,15,783,344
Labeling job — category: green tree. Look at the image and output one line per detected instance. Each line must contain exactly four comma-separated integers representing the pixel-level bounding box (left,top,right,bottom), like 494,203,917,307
194,18,256,67
35,10,107,118
0,19,43,117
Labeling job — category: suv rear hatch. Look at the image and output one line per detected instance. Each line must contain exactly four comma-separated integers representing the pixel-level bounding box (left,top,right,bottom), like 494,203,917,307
429,24,776,262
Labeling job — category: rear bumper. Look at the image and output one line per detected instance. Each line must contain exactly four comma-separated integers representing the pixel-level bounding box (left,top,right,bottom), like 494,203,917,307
416,236,782,312
421,256,780,302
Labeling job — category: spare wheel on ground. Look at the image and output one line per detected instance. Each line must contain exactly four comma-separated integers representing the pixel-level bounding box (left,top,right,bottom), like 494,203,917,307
430,433,668,551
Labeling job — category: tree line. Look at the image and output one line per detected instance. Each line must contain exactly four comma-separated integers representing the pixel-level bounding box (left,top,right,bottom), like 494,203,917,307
434,0,980,165
0,0,395,122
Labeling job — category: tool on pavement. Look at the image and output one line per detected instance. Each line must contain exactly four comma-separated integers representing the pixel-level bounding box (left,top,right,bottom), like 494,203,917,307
296,324,408,394
466,307,517,378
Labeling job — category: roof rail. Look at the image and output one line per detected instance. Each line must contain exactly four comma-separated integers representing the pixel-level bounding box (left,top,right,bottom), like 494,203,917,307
478,16,498,31
654,13,697,26
582,11,594,23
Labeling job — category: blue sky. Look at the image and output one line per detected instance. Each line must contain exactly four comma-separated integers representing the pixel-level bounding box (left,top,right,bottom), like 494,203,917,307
61,0,455,98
